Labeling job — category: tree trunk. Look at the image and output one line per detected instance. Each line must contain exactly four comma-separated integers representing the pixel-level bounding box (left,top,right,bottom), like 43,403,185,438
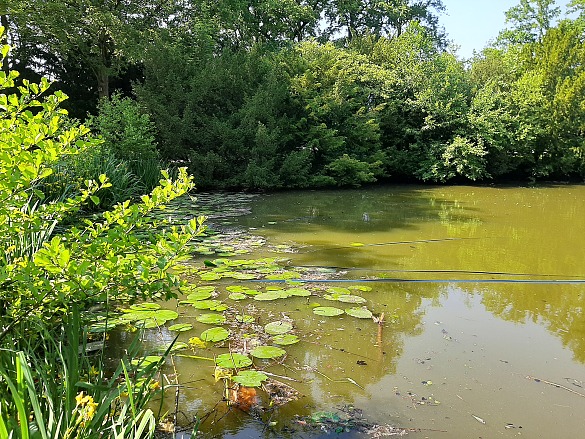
96,66,109,100
1,14,9,73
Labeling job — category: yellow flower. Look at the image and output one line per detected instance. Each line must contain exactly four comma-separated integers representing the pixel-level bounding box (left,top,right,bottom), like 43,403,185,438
75,392,87,406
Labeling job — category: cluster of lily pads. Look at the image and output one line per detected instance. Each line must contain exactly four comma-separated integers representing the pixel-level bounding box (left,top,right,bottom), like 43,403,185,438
86,249,379,410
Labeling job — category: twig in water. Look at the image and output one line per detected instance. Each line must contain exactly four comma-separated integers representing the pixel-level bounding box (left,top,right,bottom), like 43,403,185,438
526,375,585,398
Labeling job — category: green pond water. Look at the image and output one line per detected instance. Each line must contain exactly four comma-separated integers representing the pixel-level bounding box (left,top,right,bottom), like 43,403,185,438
112,185,585,438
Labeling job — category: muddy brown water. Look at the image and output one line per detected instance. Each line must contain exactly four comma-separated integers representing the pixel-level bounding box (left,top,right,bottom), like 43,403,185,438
119,185,585,438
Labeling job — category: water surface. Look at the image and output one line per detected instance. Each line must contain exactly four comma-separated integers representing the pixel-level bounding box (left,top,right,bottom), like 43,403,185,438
152,185,585,438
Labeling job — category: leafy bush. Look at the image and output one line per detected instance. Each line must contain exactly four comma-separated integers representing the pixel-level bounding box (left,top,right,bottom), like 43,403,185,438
0,40,204,437
323,154,379,187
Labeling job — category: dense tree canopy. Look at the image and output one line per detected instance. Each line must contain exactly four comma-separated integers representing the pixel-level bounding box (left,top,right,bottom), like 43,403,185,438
4,0,585,188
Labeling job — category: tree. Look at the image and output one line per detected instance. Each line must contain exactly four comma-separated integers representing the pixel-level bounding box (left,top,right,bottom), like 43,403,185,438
4,0,184,99
497,0,561,46
323,0,446,44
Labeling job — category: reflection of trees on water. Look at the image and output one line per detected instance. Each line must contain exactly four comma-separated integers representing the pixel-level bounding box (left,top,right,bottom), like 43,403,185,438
239,186,479,234
471,284,585,362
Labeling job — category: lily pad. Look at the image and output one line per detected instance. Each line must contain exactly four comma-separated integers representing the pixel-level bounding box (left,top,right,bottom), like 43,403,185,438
243,289,261,296
228,293,247,301
157,342,189,353
185,291,213,302
345,307,373,319
313,306,344,317
168,323,193,332
254,291,288,301
200,327,229,342
324,294,366,304
264,321,293,335
197,313,227,325
327,287,351,295
131,355,163,368
87,319,121,333
236,314,255,324
272,334,300,345
191,300,227,311
232,370,269,387
200,272,222,281
349,285,373,292
286,288,311,297
251,345,287,359
265,271,301,280
215,353,253,369
129,303,160,311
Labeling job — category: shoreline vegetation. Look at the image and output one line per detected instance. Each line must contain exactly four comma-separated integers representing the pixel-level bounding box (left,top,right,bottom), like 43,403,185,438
1,0,585,437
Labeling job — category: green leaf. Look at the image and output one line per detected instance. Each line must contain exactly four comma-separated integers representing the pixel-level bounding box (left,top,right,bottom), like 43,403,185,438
250,346,287,359
286,288,311,297
196,313,226,325
264,321,293,335
313,306,344,317
215,353,252,369
345,307,373,319
200,327,229,342
272,334,300,345
232,370,268,387
254,291,288,301
235,314,255,323
168,323,193,332
191,300,227,311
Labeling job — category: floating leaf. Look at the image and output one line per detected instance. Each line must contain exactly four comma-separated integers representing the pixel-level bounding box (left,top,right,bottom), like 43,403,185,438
197,313,227,325
191,300,227,311
348,285,372,292
131,355,163,369
200,272,222,281
129,303,160,311
225,272,256,280
87,319,121,333
186,290,213,301
272,334,300,345
168,323,193,332
226,285,247,293
232,370,269,387
243,289,261,296
215,353,253,369
326,287,351,295
286,288,311,297
313,306,344,317
236,314,255,324
264,321,293,335
325,294,366,304
254,291,287,301
157,342,189,353
228,293,247,301
265,272,301,280
251,346,287,359
345,307,373,319
200,327,229,342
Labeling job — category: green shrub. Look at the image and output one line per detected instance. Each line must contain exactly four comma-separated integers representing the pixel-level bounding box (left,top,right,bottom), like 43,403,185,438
0,39,204,438
323,154,378,187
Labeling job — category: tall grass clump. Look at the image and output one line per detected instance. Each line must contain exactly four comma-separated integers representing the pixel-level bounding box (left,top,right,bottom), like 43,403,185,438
0,31,205,438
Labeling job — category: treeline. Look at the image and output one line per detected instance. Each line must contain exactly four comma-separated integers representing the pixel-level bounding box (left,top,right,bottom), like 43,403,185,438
4,0,585,189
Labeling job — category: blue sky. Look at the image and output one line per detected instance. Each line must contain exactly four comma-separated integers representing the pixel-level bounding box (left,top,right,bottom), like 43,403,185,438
439,0,569,59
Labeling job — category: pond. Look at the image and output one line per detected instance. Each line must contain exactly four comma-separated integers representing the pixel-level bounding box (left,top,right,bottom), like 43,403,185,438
111,185,585,438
